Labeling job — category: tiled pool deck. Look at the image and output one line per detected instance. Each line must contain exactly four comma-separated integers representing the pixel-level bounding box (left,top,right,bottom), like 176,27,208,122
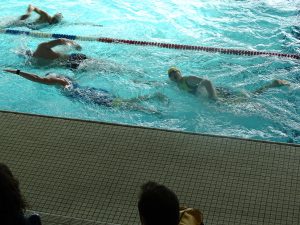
0,110,299,225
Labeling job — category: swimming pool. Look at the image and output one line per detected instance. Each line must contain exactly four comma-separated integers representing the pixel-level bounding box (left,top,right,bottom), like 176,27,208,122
0,0,299,143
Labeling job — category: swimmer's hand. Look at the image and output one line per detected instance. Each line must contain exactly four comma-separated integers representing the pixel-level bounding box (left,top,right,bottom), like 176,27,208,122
3,69,17,74
20,4,34,20
19,14,31,20
4,69,24,77
27,4,35,12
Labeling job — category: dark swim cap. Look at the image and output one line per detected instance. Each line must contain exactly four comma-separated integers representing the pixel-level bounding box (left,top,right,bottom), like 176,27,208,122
66,53,87,69
25,50,33,57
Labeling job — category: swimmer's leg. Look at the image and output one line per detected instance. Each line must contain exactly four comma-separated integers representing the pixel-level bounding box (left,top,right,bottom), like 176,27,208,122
131,92,169,104
113,99,161,115
127,104,161,114
126,103,161,115
1,19,25,28
112,92,169,114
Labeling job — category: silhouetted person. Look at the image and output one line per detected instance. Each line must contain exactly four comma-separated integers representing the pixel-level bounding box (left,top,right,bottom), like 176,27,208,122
138,181,204,225
0,163,41,225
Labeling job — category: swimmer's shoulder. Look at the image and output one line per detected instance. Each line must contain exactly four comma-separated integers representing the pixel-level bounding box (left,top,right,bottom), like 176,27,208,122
185,76,204,87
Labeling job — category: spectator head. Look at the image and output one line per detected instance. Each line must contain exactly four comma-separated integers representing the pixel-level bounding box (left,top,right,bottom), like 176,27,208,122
138,181,179,225
0,163,27,221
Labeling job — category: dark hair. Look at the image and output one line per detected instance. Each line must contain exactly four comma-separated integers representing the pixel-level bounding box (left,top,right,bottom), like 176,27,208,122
25,50,33,57
138,181,179,225
0,163,28,224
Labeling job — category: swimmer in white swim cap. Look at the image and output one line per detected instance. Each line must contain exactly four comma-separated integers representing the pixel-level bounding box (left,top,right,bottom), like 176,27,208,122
19,4,63,25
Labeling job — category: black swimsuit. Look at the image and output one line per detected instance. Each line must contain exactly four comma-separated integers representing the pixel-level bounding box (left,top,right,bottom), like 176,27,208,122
66,53,87,69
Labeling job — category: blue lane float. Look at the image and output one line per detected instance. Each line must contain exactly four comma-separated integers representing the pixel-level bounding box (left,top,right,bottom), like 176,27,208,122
5,29,30,36
52,33,77,40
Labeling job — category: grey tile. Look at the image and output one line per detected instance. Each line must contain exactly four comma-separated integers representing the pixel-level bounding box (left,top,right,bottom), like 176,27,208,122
0,111,299,225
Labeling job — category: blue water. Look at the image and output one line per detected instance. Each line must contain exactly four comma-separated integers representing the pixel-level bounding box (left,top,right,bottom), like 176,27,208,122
0,0,299,143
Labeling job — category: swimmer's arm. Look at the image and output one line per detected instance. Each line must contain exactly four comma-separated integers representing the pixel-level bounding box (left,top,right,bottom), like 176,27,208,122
30,5,52,22
20,5,50,21
133,80,164,86
19,5,34,20
200,79,218,100
187,76,218,100
3,69,68,86
40,39,82,50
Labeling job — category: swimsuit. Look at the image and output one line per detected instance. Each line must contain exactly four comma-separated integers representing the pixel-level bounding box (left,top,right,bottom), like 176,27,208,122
64,84,119,107
66,53,87,69
46,73,121,107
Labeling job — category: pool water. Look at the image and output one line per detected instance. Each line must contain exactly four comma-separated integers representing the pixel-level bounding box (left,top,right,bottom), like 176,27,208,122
0,0,299,143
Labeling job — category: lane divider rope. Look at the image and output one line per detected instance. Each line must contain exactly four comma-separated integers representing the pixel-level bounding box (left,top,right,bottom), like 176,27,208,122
1,29,299,60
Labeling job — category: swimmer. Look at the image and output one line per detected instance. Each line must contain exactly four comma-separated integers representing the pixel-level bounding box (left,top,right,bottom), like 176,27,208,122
28,38,86,69
4,69,166,114
3,5,104,30
26,39,141,72
167,67,290,101
19,4,63,25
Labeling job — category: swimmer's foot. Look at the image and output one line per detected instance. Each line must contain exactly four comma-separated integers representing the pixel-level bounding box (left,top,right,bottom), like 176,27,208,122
254,79,290,94
137,92,165,101
153,92,169,103
270,79,290,87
